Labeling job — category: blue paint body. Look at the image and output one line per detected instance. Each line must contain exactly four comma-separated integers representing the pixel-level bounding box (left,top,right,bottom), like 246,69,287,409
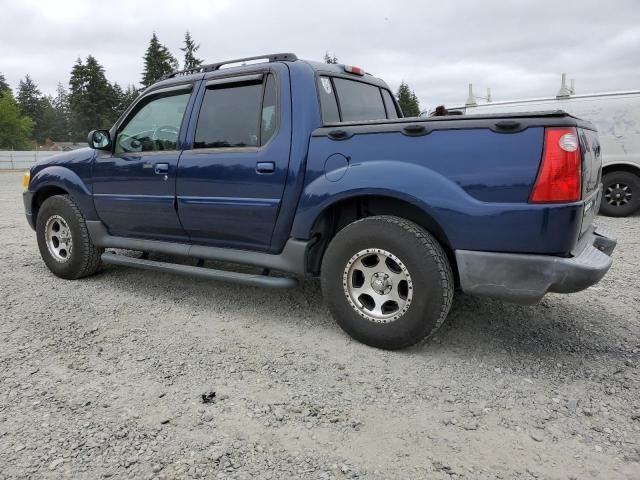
24,58,600,264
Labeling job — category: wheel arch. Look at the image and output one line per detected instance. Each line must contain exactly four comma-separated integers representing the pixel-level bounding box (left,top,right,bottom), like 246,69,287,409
305,193,457,282
602,162,640,178
29,166,98,224
32,185,70,222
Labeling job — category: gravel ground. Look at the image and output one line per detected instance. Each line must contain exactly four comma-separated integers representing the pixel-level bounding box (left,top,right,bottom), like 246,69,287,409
1,170,639,480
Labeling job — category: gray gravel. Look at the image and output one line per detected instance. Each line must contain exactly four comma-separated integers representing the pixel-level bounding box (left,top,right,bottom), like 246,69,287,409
1,170,639,479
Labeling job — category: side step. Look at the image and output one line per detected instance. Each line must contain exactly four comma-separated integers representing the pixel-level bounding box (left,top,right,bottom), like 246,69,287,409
101,253,298,289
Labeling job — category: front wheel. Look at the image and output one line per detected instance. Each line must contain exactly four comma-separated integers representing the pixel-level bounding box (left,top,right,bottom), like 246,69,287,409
320,216,454,350
36,195,102,279
599,171,640,217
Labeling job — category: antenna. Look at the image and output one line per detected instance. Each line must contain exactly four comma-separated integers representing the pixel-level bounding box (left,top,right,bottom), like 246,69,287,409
557,73,571,98
466,83,491,105
465,83,477,107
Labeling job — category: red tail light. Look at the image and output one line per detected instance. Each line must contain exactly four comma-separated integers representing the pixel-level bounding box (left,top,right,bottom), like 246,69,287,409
529,127,582,203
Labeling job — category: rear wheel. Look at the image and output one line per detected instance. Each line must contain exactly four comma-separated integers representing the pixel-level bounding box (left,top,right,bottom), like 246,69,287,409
600,171,640,217
36,195,102,279
320,215,454,350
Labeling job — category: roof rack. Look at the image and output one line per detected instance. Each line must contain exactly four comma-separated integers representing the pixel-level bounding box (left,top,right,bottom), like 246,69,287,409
159,53,298,81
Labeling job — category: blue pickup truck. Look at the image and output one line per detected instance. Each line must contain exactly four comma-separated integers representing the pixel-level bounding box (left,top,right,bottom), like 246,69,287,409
22,53,616,349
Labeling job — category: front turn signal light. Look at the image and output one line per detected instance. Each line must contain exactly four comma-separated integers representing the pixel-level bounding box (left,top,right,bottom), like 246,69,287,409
22,171,30,189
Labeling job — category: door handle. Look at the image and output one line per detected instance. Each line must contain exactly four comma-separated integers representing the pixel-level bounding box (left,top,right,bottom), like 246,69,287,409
154,163,169,174
256,161,275,173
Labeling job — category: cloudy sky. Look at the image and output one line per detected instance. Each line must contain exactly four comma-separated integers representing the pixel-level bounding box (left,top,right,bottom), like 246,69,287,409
1,0,639,110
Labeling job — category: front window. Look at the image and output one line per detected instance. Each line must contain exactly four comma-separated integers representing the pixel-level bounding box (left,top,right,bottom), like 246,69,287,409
115,90,191,154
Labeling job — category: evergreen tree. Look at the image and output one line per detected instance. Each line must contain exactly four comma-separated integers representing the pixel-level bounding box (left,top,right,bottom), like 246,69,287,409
0,91,34,149
324,52,339,64
112,83,139,118
38,96,59,143
68,56,117,140
121,85,140,113
111,83,124,117
46,84,72,141
0,73,11,96
142,33,179,87
396,81,420,117
16,75,49,143
17,75,42,120
180,31,203,70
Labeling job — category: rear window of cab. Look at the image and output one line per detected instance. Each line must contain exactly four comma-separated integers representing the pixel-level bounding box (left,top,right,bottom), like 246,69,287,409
317,76,399,123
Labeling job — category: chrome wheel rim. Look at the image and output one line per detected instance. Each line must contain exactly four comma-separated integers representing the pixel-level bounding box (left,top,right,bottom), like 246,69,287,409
45,215,73,262
343,248,413,323
604,182,632,207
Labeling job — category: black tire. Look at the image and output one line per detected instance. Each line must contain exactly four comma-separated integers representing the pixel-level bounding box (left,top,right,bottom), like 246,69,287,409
599,171,640,217
320,215,454,350
36,195,102,279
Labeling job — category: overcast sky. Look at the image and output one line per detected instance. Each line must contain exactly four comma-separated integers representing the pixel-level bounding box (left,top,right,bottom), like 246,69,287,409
1,0,639,110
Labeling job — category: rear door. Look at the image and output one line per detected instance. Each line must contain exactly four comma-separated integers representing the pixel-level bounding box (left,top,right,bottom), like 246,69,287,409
93,84,195,241
176,64,291,251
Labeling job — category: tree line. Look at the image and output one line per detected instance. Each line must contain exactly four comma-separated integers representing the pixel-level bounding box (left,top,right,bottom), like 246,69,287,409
0,31,202,150
0,39,419,151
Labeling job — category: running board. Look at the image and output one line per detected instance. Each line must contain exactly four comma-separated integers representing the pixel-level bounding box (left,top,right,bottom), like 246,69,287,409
101,253,298,289
86,221,308,276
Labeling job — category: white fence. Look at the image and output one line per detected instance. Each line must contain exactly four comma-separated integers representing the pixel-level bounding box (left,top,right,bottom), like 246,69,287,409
0,151,62,170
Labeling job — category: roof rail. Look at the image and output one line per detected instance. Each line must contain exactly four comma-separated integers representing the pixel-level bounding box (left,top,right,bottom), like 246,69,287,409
159,53,298,81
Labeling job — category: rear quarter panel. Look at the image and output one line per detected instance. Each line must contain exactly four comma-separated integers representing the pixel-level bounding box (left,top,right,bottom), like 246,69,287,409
293,127,585,255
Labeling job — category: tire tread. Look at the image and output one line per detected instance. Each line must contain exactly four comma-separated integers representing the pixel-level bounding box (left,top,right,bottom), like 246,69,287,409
321,215,454,349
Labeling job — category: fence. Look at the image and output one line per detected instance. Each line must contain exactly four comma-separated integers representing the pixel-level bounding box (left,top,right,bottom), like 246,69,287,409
0,151,62,170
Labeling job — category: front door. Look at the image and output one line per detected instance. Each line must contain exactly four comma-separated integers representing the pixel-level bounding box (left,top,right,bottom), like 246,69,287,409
176,67,291,251
93,85,194,241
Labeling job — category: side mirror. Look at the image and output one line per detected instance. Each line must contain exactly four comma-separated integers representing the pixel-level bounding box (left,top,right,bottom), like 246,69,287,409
87,129,112,150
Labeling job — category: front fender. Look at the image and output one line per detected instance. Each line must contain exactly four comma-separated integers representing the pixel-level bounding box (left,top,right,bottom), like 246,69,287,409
26,165,99,222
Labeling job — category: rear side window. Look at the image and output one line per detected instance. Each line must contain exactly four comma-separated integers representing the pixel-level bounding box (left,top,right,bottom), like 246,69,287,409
194,74,278,149
333,77,387,122
381,89,399,119
317,77,340,123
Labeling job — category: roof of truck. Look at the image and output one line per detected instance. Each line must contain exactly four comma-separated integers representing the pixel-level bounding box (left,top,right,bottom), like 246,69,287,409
148,52,389,92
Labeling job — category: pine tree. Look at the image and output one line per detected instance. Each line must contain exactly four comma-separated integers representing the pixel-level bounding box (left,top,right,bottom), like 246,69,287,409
112,83,124,117
112,83,139,118
324,52,339,64
396,81,421,117
17,75,46,143
142,33,179,87
49,83,71,141
181,31,203,70
38,96,59,143
68,56,118,140
0,91,34,149
0,73,11,96
121,85,140,113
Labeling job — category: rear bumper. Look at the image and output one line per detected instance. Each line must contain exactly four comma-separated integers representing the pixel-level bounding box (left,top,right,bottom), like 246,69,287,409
455,226,616,305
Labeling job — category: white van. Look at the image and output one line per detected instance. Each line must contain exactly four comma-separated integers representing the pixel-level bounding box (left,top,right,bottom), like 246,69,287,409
425,83,640,217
